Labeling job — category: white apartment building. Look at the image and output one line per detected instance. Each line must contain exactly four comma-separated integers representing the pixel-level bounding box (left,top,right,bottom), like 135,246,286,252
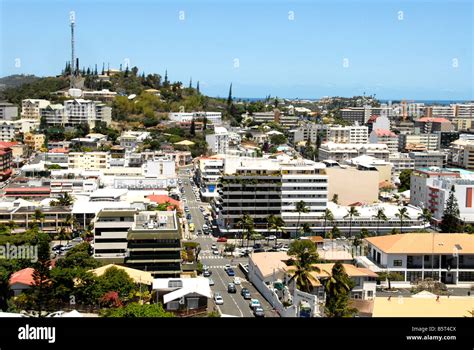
389,152,415,174
142,159,176,178
195,156,224,202
427,177,474,223
369,129,398,152
289,123,326,144
206,126,229,154
448,139,474,170
408,151,445,169
362,233,474,285
21,99,50,119
0,121,20,142
326,124,368,144
93,208,138,263
398,133,440,152
40,104,66,126
0,102,18,120
68,152,111,170
454,104,474,118
168,111,222,125
318,142,390,162
409,167,461,209
425,105,454,119
118,131,151,150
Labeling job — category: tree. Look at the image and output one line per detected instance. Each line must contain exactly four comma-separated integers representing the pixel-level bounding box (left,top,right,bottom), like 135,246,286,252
418,208,432,229
440,186,463,233
196,81,200,94
267,214,285,247
373,208,387,236
102,302,174,317
332,194,339,204
377,271,404,290
322,209,334,238
287,240,321,293
324,262,356,317
190,118,196,136
270,134,287,145
344,206,360,237
227,83,233,106
398,169,413,192
56,192,74,207
395,207,410,233
295,201,309,239
33,209,45,230
30,231,52,316
236,214,254,248
96,267,137,300
301,223,312,237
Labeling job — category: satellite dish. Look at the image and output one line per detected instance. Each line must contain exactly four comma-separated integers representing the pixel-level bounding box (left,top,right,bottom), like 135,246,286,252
128,94,137,100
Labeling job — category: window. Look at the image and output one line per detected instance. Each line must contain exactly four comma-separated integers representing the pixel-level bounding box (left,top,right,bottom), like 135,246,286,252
367,291,373,298
393,260,402,267
166,301,179,310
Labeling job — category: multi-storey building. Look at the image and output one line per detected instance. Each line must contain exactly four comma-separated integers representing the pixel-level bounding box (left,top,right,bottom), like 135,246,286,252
448,139,474,170
168,111,222,125
340,107,369,125
23,133,45,151
126,210,182,277
363,233,474,285
453,104,474,118
424,106,454,120
117,131,150,150
318,142,390,162
410,168,460,209
0,143,13,180
414,117,454,133
21,99,50,119
398,133,439,152
68,152,110,170
369,129,398,152
217,157,328,236
408,151,445,169
326,124,368,144
195,156,224,202
289,123,326,144
93,208,138,263
205,126,229,154
388,152,415,174
0,121,20,142
0,102,18,121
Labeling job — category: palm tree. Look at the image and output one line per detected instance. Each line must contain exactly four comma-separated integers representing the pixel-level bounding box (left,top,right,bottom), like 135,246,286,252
373,208,388,236
301,223,312,237
418,208,432,229
236,214,254,248
268,215,285,247
396,207,410,233
287,240,321,293
344,206,360,237
322,209,334,238
33,209,45,230
295,200,309,239
324,262,356,317
57,192,74,207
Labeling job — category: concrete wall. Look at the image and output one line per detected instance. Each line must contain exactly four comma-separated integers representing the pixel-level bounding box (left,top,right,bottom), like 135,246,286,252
326,167,379,205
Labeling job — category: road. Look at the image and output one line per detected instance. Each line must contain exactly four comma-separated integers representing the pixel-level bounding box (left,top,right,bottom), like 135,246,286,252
178,167,278,317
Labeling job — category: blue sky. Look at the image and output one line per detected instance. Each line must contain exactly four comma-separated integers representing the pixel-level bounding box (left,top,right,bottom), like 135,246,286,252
1,0,473,100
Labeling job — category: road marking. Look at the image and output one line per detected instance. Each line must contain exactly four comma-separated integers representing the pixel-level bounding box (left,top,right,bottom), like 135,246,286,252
212,268,243,317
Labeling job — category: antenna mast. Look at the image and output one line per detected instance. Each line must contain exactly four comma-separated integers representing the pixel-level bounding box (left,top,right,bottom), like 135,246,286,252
70,11,76,87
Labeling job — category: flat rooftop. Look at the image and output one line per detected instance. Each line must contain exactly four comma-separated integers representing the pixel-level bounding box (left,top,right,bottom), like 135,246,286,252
132,211,177,231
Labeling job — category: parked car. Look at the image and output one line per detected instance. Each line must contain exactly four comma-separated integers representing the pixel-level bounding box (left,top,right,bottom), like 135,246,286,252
226,268,235,277
214,293,224,305
60,244,73,252
253,307,265,317
227,283,237,293
233,277,241,285
184,206,190,212
217,237,227,243
71,237,83,243
267,235,277,240
203,270,211,277
249,299,261,309
52,245,63,252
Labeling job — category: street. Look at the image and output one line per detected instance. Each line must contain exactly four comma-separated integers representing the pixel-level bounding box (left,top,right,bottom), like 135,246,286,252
179,167,278,317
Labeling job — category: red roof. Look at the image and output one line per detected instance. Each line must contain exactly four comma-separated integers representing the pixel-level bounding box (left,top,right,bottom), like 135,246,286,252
49,148,69,153
9,268,35,286
418,117,451,123
0,141,17,148
147,195,182,209
5,187,50,193
374,129,396,137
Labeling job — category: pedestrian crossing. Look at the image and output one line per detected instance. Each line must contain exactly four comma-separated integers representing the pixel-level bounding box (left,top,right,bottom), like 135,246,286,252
200,255,226,259
204,265,239,269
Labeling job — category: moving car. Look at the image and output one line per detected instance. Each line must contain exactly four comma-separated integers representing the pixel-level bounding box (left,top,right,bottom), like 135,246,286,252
267,235,277,240
197,229,203,235
249,299,261,309
184,206,190,212
226,268,235,277
233,277,241,285
253,307,265,317
227,283,236,293
217,237,227,243
214,293,224,305
203,269,211,277
241,288,251,300
211,243,217,250
212,249,219,255
208,278,214,286
189,223,195,232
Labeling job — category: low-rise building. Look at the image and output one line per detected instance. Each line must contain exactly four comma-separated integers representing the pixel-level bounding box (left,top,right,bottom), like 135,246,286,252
369,129,398,153
68,152,110,170
23,133,45,151
408,151,445,169
0,102,18,121
318,143,390,162
362,233,474,285
398,133,439,152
